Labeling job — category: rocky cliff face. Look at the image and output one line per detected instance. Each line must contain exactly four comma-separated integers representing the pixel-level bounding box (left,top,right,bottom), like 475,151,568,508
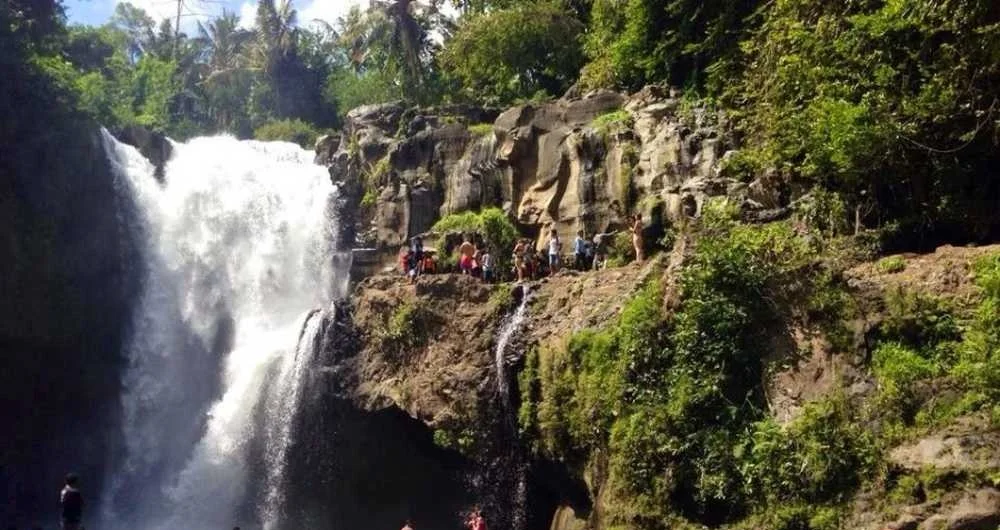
0,125,139,523
335,240,1000,530
316,86,782,256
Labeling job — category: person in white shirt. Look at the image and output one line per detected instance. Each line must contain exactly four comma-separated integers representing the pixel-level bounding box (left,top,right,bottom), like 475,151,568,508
481,249,494,283
547,229,561,276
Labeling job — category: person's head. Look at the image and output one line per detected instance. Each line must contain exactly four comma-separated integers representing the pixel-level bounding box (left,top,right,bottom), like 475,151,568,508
577,230,584,237
65,473,79,487
404,519,412,527
551,229,558,237
415,237,422,244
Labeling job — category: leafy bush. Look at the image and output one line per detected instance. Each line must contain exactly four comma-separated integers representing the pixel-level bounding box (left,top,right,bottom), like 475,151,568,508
877,256,907,274
732,0,1000,247
590,109,632,138
254,118,320,148
877,288,960,352
517,216,878,525
324,69,403,118
467,123,494,137
440,2,585,104
432,208,519,273
371,301,430,357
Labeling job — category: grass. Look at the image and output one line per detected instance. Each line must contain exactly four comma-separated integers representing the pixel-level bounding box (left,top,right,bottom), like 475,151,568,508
468,123,494,137
877,255,907,274
591,109,633,137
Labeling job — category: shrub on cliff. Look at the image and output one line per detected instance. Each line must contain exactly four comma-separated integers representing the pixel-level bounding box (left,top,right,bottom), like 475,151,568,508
432,208,519,271
518,206,882,526
254,119,320,148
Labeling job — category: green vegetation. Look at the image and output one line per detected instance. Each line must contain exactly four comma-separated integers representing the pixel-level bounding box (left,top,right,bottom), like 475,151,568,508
518,206,880,526
13,0,1000,248
433,208,518,255
253,119,320,148
371,301,430,357
467,123,494,137
877,256,907,274
440,1,585,104
590,109,632,138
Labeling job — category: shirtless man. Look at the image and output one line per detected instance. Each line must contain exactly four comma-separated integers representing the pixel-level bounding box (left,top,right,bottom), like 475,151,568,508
512,239,526,282
631,214,645,263
459,236,476,275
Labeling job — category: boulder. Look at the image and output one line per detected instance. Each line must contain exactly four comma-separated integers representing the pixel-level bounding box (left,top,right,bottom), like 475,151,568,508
918,489,1000,530
115,124,172,181
314,133,341,165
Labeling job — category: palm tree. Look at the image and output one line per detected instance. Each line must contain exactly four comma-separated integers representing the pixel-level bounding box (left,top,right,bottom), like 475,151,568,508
252,0,298,75
197,10,252,75
196,10,253,131
343,0,450,88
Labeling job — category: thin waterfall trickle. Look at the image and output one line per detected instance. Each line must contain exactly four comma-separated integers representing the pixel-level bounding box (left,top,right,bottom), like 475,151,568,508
100,131,351,530
493,289,530,404
486,286,531,530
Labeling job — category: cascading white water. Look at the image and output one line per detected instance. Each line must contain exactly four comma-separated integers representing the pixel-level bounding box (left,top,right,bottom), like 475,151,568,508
493,290,530,401
101,131,349,530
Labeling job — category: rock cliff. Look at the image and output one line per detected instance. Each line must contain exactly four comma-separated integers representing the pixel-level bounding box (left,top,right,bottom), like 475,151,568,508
317,86,779,258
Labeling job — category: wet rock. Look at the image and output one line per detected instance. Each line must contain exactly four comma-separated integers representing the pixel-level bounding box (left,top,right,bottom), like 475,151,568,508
314,133,341,165
115,124,172,181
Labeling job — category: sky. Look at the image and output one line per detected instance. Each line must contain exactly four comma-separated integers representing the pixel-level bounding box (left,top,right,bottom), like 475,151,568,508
62,0,360,31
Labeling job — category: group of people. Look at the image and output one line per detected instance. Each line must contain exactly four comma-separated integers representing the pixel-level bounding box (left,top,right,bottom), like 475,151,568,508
401,507,487,530
400,214,646,283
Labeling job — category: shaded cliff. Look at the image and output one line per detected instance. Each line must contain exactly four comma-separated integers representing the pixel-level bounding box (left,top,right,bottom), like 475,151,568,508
0,122,139,523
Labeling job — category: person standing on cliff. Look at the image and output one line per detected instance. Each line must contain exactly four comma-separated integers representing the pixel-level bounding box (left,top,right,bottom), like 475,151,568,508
547,229,561,276
573,230,588,271
410,237,424,275
60,473,83,530
631,214,645,263
513,239,526,282
459,236,476,275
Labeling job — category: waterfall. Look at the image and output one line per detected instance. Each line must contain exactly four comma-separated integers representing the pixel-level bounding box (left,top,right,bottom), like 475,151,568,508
493,289,530,402
100,131,350,530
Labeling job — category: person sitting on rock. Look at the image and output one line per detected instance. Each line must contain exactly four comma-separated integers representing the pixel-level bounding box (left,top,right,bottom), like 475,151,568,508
422,251,436,274
400,249,412,275
459,236,476,275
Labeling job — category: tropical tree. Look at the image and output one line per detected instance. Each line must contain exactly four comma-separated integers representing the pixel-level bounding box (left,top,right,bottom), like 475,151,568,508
196,11,253,132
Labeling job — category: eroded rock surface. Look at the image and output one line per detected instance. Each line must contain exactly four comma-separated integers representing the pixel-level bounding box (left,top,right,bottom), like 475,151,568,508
318,86,752,256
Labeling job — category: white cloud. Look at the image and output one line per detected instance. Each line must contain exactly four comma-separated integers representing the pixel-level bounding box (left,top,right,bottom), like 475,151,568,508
237,1,256,29
298,0,361,27
117,0,224,32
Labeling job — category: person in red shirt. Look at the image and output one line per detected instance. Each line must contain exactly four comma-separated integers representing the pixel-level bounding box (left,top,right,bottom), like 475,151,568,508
465,508,487,530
